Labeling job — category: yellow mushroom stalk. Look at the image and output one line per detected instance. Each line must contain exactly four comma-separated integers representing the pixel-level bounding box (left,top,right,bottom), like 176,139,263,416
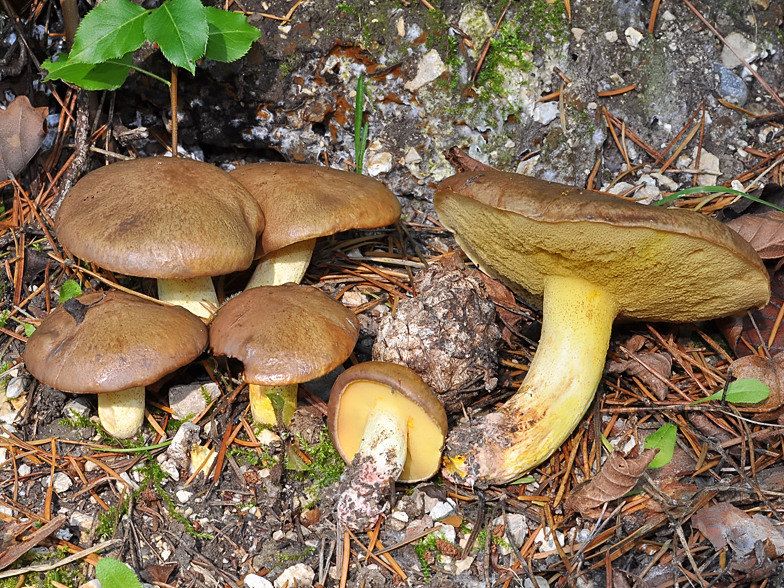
443,275,616,486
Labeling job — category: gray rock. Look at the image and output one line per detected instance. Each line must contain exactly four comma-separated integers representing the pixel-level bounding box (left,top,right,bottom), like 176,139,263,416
721,32,758,69
168,382,220,420
714,64,748,106
5,377,27,399
63,398,91,421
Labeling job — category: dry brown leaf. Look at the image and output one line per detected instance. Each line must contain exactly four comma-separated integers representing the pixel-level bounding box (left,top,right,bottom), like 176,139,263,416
692,503,784,556
564,447,658,519
727,210,784,259
605,352,673,400
727,352,784,419
443,146,497,173
0,95,48,181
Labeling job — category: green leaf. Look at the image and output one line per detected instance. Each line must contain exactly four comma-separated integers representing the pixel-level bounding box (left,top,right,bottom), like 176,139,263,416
96,557,144,588
145,0,208,75
644,423,677,469
653,185,784,213
267,392,285,426
204,7,261,62
58,280,82,303
43,52,134,90
692,378,771,405
23,323,36,338
508,475,536,485
70,0,149,64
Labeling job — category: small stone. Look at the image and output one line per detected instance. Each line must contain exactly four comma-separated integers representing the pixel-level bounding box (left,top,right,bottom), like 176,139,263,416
274,563,314,588
47,472,73,493
158,458,180,481
5,377,27,399
635,175,661,204
571,28,585,42
624,27,643,49
365,151,393,177
721,32,758,69
176,490,193,503
63,398,91,421
533,102,559,125
403,147,422,164
454,555,474,575
273,529,285,541
396,17,405,37
256,428,281,447
535,527,565,552
433,523,456,544
650,172,679,192
604,31,618,43
662,10,676,21
78,580,103,588
525,577,550,588
244,574,274,588
69,511,94,533
404,49,447,92
693,148,721,186
169,382,221,420
18,463,30,476
430,500,456,521
84,460,100,473
165,422,200,470
387,511,409,531
117,472,138,493
714,64,748,106
605,181,634,196
341,291,367,307
493,514,527,555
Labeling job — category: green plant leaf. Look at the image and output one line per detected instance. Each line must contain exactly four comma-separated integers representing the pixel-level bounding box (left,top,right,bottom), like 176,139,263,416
96,557,144,588
69,0,150,64
58,280,82,303
204,7,261,62
43,52,134,90
23,323,36,338
644,423,677,469
144,0,208,74
653,185,784,213
692,378,771,405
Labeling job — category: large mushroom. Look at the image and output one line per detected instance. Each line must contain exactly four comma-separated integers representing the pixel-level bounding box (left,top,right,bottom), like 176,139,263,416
55,157,265,319
24,291,208,439
229,162,401,288
209,284,359,426
434,170,771,487
328,362,448,531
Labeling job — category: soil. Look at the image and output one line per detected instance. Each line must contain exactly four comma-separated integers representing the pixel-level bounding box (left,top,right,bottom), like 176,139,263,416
0,0,783,587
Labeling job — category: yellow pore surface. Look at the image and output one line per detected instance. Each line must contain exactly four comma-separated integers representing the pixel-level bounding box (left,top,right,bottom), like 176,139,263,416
440,195,770,323
335,381,445,482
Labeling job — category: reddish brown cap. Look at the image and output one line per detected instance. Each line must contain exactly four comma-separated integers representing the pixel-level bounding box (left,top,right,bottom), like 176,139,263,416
56,157,265,279
229,162,401,256
328,362,448,482
435,171,770,323
209,284,359,386
24,291,208,393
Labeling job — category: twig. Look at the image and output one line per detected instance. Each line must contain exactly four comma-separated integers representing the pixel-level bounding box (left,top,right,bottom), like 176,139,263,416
0,539,119,579
49,90,90,218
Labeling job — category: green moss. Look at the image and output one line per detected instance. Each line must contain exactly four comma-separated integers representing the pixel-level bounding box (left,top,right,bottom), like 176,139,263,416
274,546,316,563
476,22,534,99
289,426,344,489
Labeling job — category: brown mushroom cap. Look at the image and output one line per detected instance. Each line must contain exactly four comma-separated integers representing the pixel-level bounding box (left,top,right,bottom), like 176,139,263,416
328,362,448,482
55,157,265,279
209,284,360,386
229,162,402,256
24,291,208,393
435,171,770,323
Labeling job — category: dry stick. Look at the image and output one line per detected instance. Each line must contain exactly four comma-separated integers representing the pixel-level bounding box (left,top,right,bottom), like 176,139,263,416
49,89,91,218
681,0,784,109
553,428,583,508
648,0,661,33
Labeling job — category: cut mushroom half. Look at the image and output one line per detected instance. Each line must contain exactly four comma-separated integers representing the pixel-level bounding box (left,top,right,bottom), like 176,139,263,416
229,163,401,289
434,170,771,487
55,157,265,319
24,291,208,439
327,362,448,531
210,284,360,426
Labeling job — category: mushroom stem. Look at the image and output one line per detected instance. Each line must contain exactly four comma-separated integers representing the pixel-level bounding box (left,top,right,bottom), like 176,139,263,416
442,275,618,487
157,277,218,319
97,386,146,439
244,238,317,290
337,401,408,531
248,383,298,426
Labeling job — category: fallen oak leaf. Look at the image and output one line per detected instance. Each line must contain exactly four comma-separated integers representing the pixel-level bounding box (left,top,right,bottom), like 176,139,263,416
727,210,784,259
0,95,48,181
564,448,658,519
692,503,784,557
605,350,673,400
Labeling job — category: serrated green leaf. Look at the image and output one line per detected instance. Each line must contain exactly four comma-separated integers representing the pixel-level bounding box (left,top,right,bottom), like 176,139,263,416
644,423,677,469
692,378,771,405
58,280,82,303
204,7,261,62
70,0,149,64
145,0,208,74
43,52,134,90
96,557,144,588
23,323,36,338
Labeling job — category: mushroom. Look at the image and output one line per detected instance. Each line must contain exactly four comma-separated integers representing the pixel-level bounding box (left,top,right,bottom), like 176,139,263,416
24,291,208,439
327,362,448,531
55,157,265,319
229,162,401,289
434,170,771,487
209,283,359,426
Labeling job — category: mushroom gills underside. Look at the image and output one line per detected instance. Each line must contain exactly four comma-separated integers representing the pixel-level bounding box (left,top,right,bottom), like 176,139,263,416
442,274,617,486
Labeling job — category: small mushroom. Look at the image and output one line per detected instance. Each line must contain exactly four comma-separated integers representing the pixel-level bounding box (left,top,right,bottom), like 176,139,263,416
24,291,208,439
229,163,401,289
55,157,265,319
209,284,359,426
434,170,771,487
328,362,447,531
